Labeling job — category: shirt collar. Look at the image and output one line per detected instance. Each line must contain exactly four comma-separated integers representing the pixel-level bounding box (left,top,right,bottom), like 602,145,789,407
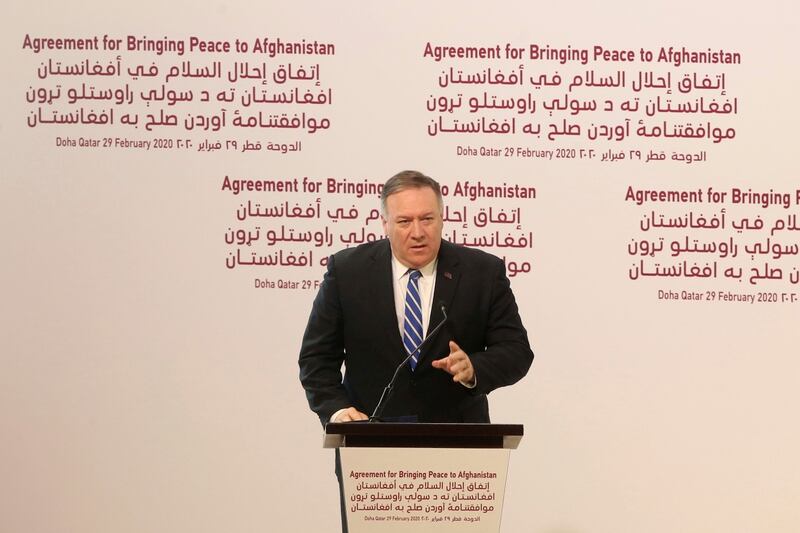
391,254,437,281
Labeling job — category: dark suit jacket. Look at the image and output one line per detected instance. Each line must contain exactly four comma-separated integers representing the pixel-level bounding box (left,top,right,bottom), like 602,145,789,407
299,239,533,425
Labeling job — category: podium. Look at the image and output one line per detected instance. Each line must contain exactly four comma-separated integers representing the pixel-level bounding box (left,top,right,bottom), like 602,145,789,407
324,423,523,532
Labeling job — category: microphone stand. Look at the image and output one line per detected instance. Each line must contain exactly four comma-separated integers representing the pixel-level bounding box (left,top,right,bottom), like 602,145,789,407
369,305,448,422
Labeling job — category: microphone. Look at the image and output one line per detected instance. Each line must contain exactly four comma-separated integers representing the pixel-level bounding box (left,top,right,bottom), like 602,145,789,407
369,304,448,422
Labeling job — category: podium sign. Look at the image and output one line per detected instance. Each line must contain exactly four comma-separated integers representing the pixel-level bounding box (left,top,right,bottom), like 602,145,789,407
341,447,509,532
325,423,522,533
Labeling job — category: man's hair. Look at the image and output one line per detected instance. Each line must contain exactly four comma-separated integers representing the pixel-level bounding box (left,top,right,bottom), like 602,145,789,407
381,170,443,215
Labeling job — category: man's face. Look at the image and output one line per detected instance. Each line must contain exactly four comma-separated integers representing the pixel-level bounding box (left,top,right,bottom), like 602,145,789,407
382,186,443,269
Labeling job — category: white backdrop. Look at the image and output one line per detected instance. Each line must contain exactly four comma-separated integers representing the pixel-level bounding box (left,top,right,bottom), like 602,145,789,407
2,2,799,532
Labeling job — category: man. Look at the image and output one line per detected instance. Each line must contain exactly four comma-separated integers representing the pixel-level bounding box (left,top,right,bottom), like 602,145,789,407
299,170,533,531
299,170,533,423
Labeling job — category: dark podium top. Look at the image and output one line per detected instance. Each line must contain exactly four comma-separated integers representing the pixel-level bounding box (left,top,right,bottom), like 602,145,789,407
323,423,523,449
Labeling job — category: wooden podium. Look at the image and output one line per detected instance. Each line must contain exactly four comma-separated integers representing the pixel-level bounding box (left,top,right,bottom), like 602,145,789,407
324,423,523,532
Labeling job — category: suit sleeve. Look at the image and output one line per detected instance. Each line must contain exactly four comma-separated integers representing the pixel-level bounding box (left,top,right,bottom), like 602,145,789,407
468,257,534,396
298,255,352,425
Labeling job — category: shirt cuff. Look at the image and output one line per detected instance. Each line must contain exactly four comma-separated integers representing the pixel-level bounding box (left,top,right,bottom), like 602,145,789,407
459,376,477,389
330,408,349,423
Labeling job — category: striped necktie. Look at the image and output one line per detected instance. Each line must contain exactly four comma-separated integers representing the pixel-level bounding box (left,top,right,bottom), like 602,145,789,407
403,269,424,370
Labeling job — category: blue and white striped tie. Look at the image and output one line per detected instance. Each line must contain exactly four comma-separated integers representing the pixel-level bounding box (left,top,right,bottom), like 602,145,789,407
403,269,424,370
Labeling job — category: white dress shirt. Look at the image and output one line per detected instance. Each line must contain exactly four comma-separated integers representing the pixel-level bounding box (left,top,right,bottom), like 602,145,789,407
390,255,437,340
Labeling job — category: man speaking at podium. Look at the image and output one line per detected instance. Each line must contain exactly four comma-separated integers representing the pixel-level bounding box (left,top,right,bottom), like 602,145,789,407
299,169,533,425
299,170,533,531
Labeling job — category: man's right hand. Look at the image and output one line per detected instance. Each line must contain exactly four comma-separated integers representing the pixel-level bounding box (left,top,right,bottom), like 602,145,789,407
332,407,369,422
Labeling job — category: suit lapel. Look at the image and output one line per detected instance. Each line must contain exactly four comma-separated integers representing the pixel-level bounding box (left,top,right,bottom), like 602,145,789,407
370,241,406,365
418,241,460,368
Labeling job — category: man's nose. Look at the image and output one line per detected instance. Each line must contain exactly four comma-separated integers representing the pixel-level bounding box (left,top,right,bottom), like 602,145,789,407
410,219,424,237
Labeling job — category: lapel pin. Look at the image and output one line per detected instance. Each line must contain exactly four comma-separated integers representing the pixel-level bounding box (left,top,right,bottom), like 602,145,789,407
444,271,453,280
